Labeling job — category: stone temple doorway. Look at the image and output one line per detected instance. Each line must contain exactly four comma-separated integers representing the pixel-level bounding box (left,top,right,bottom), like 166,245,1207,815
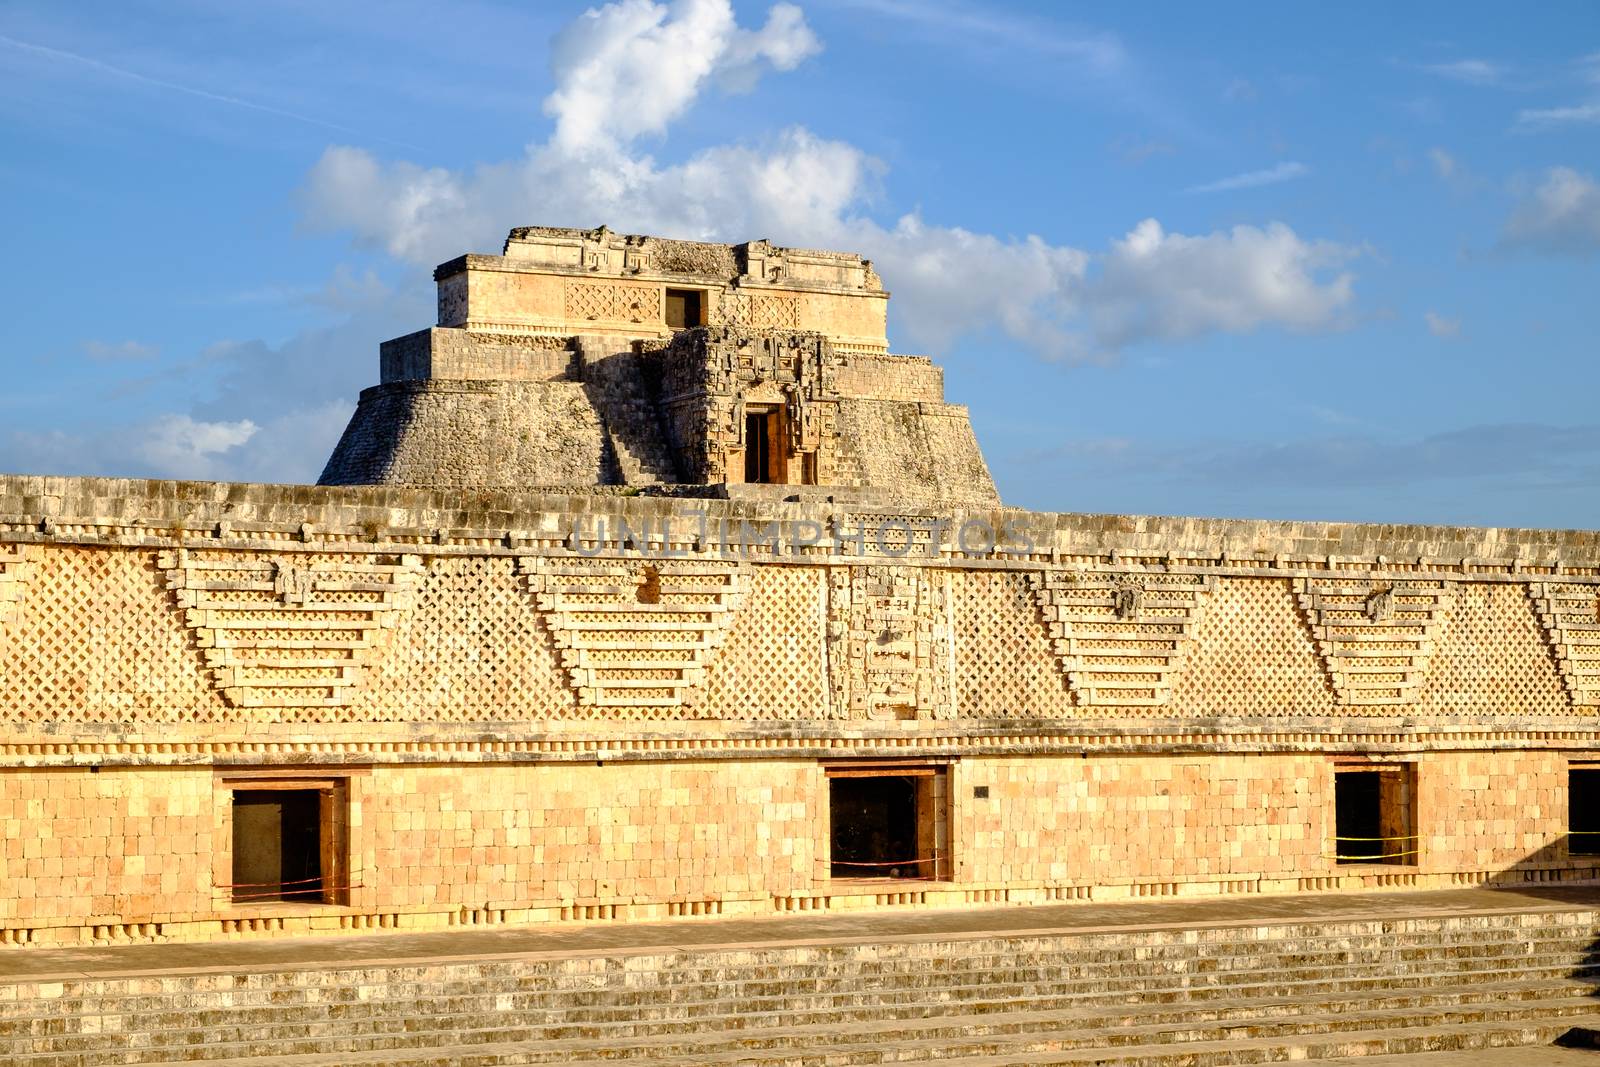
1570,765,1600,856
826,765,947,880
231,788,325,903
1333,762,1416,866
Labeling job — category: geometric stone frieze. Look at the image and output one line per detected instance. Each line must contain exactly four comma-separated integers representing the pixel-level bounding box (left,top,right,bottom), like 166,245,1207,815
1291,577,1454,706
1529,580,1600,706
1029,569,1215,707
159,549,423,709
0,543,37,629
518,557,746,710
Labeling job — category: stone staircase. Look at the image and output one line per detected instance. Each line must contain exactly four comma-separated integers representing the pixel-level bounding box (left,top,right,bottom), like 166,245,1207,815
4,906,1600,1065
575,336,679,485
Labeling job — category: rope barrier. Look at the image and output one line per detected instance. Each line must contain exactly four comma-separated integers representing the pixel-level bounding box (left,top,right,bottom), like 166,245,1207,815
1326,833,1420,862
1332,834,1419,842
1324,848,1422,861
830,857,938,869
215,873,366,900
214,874,338,889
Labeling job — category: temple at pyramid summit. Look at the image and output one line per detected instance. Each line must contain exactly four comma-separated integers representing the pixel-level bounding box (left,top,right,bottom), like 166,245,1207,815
319,225,998,506
3,223,1600,955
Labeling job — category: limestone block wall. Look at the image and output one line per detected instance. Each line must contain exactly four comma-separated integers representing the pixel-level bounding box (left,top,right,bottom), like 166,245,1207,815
0,750,1591,944
1417,750,1568,873
956,755,1327,888
0,767,213,932
432,254,889,353
380,329,576,383
832,399,998,508
358,761,817,914
319,380,616,487
3,478,1600,942
832,353,944,403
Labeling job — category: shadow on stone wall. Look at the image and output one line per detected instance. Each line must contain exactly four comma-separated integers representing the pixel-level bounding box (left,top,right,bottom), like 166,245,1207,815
1464,840,1600,1045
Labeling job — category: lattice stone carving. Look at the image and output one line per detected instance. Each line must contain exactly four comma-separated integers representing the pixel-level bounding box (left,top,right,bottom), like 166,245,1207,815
160,550,423,709
564,280,654,323
1529,581,1600,706
720,292,801,330
0,544,36,628
700,565,828,719
519,558,747,709
1292,577,1454,706
1029,570,1214,707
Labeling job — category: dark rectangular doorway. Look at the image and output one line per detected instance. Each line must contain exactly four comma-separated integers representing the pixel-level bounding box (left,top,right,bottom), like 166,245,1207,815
1334,764,1415,866
1572,768,1600,856
232,789,323,902
665,288,702,329
828,768,946,880
745,409,776,483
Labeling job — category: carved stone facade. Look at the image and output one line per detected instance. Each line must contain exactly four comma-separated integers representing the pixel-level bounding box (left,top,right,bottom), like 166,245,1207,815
658,327,839,486
4,227,1600,949
323,227,996,507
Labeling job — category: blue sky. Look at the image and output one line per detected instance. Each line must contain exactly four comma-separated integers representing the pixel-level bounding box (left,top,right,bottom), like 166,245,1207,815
2,1,1598,527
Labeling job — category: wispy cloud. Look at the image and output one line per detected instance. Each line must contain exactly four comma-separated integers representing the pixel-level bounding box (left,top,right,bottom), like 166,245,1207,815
1419,58,1507,86
81,339,158,362
1516,102,1600,128
845,0,1125,68
0,32,420,150
1185,161,1309,195
1424,311,1461,338
1502,166,1600,255
1109,134,1175,165
1223,78,1256,102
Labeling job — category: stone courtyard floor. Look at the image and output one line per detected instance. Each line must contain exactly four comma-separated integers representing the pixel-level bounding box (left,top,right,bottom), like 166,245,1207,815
4,883,1600,983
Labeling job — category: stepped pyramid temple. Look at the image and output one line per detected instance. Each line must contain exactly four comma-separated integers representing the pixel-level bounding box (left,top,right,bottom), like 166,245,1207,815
5,223,1600,954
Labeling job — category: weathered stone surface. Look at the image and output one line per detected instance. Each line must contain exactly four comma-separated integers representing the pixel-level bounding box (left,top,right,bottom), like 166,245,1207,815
5,226,1600,952
321,227,996,505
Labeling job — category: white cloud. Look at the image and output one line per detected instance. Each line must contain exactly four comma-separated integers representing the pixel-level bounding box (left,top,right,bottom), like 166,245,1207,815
1184,161,1309,195
2,414,255,481
543,0,818,154
1503,166,1600,255
1428,147,1456,179
0,400,358,484
1516,102,1600,129
1084,220,1356,354
299,0,1358,364
1424,311,1461,338
1420,59,1506,86
136,415,257,476
81,339,158,361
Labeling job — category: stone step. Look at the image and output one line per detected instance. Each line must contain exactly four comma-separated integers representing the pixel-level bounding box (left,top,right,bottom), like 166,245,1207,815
16,973,1598,1058
10,944,1600,1034
30,994,1600,1066
10,915,1592,993
8,932,1598,1030
12,942,1598,1034
9,904,1600,1065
